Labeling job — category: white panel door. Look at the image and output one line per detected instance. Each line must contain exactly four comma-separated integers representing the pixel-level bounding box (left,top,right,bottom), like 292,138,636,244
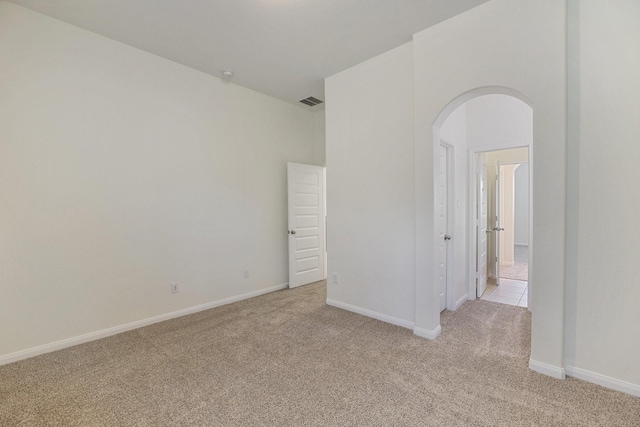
477,157,488,297
287,163,325,288
436,145,449,312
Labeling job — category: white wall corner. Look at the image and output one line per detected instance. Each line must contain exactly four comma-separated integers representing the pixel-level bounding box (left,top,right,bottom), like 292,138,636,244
413,325,442,340
453,293,469,311
0,283,289,366
566,366,640,398
325,299,415,330
529,359,566,380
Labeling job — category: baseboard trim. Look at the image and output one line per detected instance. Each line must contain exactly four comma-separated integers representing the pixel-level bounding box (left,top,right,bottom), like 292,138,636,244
325,299,414,330
413,325,442,340
529,359,566,379
0,283,289,366
454,293,468,311
566,366,640,397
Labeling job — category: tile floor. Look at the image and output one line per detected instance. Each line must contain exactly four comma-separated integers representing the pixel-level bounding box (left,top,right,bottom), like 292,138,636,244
480,278,528,308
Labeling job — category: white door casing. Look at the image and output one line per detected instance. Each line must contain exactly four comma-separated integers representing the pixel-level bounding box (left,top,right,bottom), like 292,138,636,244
477,157,488,297
495,162,502,285
437,144,449,312
287,163,325,288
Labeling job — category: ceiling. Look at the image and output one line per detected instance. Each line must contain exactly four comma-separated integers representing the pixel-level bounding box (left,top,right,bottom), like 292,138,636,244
8,0,488,109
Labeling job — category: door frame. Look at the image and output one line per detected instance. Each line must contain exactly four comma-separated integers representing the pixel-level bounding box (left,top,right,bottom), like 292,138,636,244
468,144,533,311
287,162,327,288
475,153,489,298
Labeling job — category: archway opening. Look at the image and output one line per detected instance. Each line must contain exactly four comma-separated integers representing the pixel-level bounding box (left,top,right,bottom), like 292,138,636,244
429,87,533,326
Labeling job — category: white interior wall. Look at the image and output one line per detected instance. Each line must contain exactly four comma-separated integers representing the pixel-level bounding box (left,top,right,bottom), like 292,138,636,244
466,95,533,150
327,0,566,360
314,110,326,166
6,0,638,396
0,2,318,360
328,0,640,394
565,0,640,391
514,163,530,246
325,42,416,326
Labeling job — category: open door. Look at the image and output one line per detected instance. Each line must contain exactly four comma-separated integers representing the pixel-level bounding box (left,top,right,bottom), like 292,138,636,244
287,163,325,288
477,155,488,297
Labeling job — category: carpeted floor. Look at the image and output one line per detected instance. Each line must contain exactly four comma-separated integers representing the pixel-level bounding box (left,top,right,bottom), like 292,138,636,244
1,281,639,426
500,244,529,281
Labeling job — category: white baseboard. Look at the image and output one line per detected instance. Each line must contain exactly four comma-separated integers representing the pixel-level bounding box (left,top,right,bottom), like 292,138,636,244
566,366,640,397
0,283,289,366
529,359,566,379
325,299,414,330
453,293,468,311
413,325,442,340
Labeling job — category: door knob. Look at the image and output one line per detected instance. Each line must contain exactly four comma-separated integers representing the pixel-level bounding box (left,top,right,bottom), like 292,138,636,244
486,230,492,234
444,234,452,241
289,230,296,235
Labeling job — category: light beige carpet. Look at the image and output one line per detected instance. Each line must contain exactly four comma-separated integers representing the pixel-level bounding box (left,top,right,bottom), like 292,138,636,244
1,281,639,426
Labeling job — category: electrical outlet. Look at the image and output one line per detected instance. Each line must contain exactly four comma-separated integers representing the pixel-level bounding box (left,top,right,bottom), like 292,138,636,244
243,269,250,279
171,282,179,294
332,274,338,284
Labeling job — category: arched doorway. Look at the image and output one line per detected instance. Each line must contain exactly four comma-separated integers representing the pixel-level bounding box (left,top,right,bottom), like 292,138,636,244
414,86,533,340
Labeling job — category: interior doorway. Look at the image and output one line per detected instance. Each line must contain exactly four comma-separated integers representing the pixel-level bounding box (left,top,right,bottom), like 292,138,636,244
500,162,529,282
474,148,530,309
417,88,534,341
287,162,327,288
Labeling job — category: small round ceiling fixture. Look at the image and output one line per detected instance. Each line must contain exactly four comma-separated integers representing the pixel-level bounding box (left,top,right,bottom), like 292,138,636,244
221,69,234,78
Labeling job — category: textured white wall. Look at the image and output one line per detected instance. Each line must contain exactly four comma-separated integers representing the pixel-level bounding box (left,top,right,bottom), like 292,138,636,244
326,42,416,325
0,2,317,358
565,0,640,389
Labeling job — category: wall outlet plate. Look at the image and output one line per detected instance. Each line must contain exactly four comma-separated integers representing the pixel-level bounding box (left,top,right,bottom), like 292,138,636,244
171,282,179,293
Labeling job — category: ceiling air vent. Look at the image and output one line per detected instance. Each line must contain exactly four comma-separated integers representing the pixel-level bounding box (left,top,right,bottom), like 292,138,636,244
299,96,324,107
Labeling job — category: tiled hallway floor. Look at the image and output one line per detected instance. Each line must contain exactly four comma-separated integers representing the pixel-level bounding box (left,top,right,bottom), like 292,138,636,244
480,279,528,308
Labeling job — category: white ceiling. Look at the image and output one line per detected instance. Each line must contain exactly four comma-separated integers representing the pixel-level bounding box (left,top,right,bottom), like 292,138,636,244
8,0,488,109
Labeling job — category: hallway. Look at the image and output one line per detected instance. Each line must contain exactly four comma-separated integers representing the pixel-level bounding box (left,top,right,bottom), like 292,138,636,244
500,245,528,281
480,278,528,308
